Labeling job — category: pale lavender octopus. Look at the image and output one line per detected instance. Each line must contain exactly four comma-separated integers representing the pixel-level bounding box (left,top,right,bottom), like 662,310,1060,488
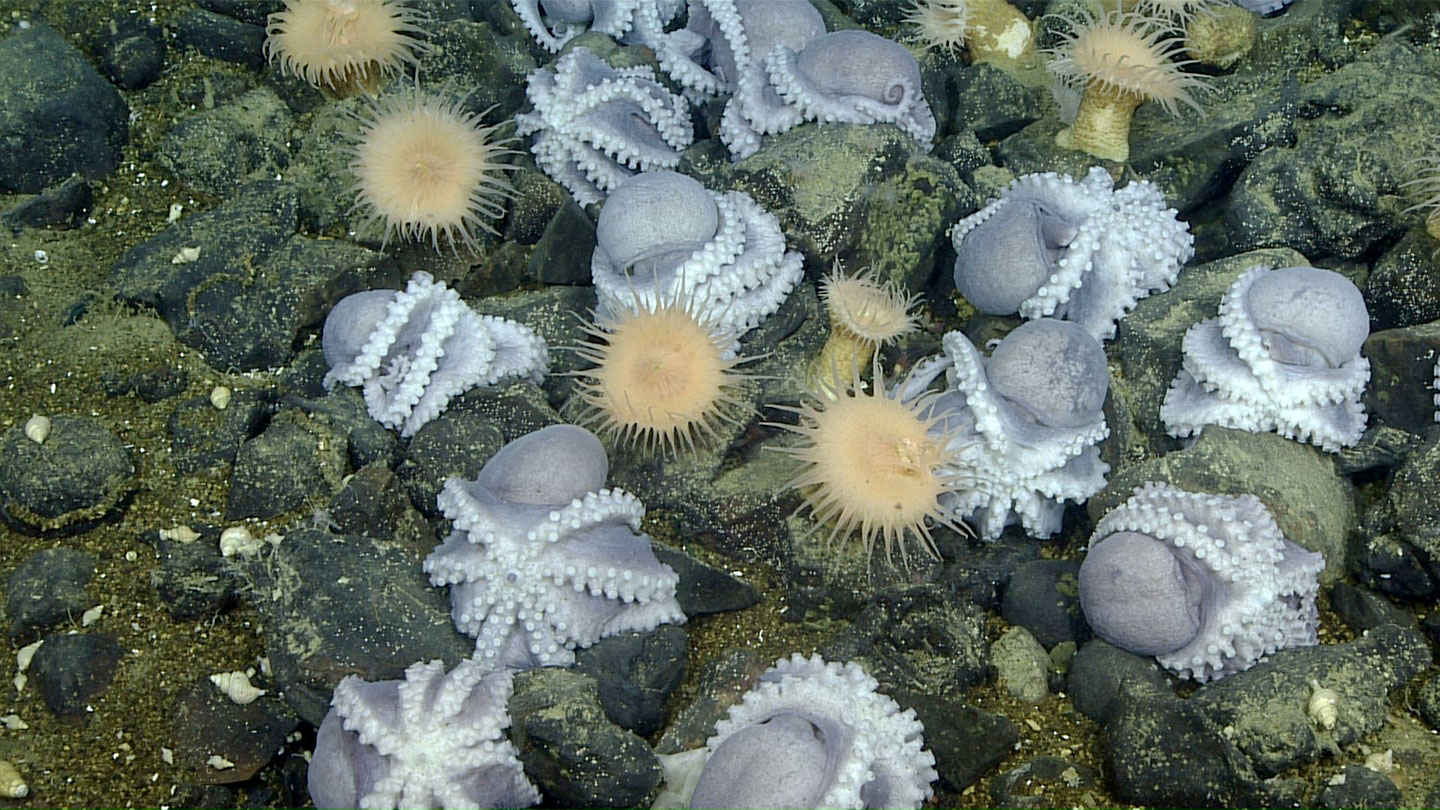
423,424,685,671
899,318,1110,541
659,654,937,810
1079,482,1324,682
656,0,823,103
1235,0,1296,13
322,272,549,437
1160,265,1370,453
308,657,539,810
592,170,803,336
515,47,692,206
950,167,1194,342
511,0,681,53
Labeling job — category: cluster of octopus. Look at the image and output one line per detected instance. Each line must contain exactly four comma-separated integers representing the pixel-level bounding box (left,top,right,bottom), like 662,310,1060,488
254,0,1389,808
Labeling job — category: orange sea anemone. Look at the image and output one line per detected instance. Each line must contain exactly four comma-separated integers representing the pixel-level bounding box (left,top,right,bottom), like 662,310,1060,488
903,0,1034,63
265,0,426,96
807,268,920,399
770,366,974,565
348,93,518,252
572,297,753,455
1045,9,1211,162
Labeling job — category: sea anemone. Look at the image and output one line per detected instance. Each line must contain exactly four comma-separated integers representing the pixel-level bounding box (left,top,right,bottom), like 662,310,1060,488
1045,9,1211,162
348,93,517,252
769,366,973,565
572,296,753,455
1401,153,1440,243
807,268,920,399
903,0,1034,63
264,0,427,96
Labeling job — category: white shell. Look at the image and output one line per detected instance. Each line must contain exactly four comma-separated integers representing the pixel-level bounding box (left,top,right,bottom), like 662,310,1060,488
210,670,266,705
23,414,50,444
1308,679,1339,730
159,525,201,543
0,760,27,799
210,385,232,410
219,526,262,558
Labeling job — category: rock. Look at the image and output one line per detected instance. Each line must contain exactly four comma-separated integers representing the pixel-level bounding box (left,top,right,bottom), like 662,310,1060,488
652,544,761,617
991,626,1051,703
903,691,1018,793
173,9,267,69
110,182,403,371
0,23,129,192
101,365,189,403
1001,559,1089,648
5,548,95,643
323,462,429,552
147,527,243,621
170,674,299,784
510,668,663,808
656,648,770,755
99,17,165,90
1316,765,1402,810
241,529,474,726
2,175,92,231
573,626,688,737
1066,639,1170,724
1191,624,1431,777
157,88,293,197
1363,320,1440,434
30,633,125,720
1365,230,1440,330
0,415,134,533
226,409,345,521
990,756,1101,809
950,63,1050,142
1327,582,1416,634
822,585,991,695
166,389,268,475
195,0,283,27
393,411,505,520
722,124,974,293
1357,431,1440,599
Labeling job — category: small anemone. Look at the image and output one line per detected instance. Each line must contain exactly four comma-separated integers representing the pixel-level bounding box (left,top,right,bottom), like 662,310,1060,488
902,0,971,57
1045,9,1210,116
1401,153,1440,244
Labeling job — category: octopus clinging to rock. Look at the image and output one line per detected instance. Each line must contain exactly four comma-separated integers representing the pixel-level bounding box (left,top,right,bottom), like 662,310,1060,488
423,424,685,671
900,318,1111,541
308,658,539,810
1161,265,1371,453
659,653,937,810
590,170,803,338
1079,482,1324,682
950,167,1193,342
321,272,549,437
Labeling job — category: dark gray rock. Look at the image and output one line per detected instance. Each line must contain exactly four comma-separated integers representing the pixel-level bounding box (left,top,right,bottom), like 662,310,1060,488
279,386,401,473
157,87,293,196
147,527,242,622
1335,425,1425,477
101,365,189,403
170,674,299,784
949,63,1049,143
1363,320,1440,434
5,547,95,643
1327,582,1416,633
1001,559,1089,649
655,648,770,755
226,409,346,520
903,691,1018,793
166,390,269,475
173,9,267,69
510,668,663,808
1357,430,1440,600
242,528,473,726
394,411,506,520
991,755,1101,809
110,181,403,371
1413,668,1440,731
1105,680,1277,808
196,0,283,27
100,17,165,90
324,461,429,553
939,538,1042,611
2,175,92,231
1224,40,1440,261
524,196,597,287
0,23,129,192
652,544,761,617
823,584,991,696
1191,624,1431,777
1316,765,1402,810
31,632,125,720
0,415,134,533
414,18,536,119
1365,230,1440,330
573,626,687,737
1066,639,1170,724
